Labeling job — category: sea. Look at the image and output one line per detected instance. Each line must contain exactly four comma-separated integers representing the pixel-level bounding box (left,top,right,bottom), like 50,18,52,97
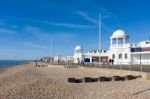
0,60,28,67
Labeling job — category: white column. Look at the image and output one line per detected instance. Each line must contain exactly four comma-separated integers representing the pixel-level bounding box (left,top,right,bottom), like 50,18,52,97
123,37,126,45
116,38,118,46
90,57,92,63
110,38,113,46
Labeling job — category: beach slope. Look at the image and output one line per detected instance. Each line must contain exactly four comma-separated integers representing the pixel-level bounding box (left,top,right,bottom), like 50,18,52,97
0,62,150,99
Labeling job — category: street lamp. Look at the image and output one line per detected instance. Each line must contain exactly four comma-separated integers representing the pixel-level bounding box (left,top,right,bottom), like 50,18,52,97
139,47,141,65
139,47,142,73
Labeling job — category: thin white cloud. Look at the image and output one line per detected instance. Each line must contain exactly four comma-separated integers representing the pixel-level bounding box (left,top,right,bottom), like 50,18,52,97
76,11,98,25
0,48,19,52
0,28,16,34
48,22,95,29
25,26,40,33
22,42,50,50
76,11,113,32
25,18,95,29
24,26,77,42
55,33,76,40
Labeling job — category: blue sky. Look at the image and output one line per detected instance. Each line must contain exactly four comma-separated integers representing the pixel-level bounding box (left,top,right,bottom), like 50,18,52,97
0,0,150,60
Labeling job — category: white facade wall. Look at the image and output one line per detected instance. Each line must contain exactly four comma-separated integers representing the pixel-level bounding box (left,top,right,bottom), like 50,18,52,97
74,53,83,63
131,53,150,64
74,46,84,64
108,48,131,64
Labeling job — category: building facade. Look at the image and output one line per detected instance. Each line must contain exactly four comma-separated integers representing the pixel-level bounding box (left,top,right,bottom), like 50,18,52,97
74,29,150,65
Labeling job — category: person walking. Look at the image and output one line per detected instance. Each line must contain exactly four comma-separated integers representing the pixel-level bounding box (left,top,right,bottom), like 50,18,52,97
105,58,109,65
112,59,114,65
35,60,38,67
109,59,112,65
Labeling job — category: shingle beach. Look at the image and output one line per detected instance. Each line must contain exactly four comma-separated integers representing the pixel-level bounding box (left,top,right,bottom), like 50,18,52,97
0,62,150,99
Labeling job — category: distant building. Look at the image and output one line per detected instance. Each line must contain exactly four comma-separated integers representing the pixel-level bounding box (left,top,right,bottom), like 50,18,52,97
40,57,54,63
53,55,74,63
74,29,150,65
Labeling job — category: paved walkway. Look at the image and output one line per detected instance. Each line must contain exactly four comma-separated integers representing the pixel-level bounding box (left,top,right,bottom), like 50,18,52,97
82,64,150,72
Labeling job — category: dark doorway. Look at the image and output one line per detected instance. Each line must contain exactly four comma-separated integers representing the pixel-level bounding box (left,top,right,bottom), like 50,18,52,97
84,58,90,62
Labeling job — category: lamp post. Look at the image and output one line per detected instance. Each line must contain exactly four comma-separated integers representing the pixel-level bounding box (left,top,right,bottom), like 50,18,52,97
138,47,141,65
139,47,142,73
140,52,141,65
50,39,53,64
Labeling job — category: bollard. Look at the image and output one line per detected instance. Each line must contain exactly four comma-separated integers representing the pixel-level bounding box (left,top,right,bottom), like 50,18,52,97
74,79,83,83
106,77,113,81
68,78,76,83
113,76,121,81
91,78,99,82
100,77,107,82
119,76,126,81
113,76,126,81
84,77,92,83
99,77,112,82
135,75,141,79
126,75,136,80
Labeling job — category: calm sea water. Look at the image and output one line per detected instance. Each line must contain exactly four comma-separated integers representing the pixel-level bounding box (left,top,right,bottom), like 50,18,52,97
0,60,28,67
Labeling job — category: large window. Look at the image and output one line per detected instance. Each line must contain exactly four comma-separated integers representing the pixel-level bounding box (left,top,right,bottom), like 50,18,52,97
118,38,123,45
76,50,83,53
125,53,128,59
125,38,128,44
119,54,122,59
112,38,116,45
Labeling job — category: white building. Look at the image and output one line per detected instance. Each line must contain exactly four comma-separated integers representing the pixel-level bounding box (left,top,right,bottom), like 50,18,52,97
53,55,74,63
74,46,84,64
74,29,150,65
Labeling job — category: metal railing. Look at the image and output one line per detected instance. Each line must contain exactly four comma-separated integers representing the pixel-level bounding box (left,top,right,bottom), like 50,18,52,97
42,61,150,73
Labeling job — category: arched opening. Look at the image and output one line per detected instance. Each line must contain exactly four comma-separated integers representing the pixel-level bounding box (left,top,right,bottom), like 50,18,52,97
125,53,128,59
84,58,90,62
119,54,122,59
118,38,123,45
112,38,116,45
112,54,115,59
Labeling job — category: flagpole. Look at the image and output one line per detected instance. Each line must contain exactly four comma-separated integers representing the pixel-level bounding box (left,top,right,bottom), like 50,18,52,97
50,39,53,63
99,14,101,67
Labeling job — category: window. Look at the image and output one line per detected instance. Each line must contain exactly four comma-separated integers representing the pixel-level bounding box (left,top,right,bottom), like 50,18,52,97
119,54,122,59
146,41,150,44
112,54,115,59
112,38,116,45
125,38,128,44
118,38,123,45
125,53,128,59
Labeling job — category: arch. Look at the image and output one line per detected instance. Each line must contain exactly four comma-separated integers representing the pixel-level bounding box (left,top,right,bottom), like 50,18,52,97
119,54,122,59
112,54,115,59
118,38,123,45
84,58,90,62
125,53,128,59
112,38,116,45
